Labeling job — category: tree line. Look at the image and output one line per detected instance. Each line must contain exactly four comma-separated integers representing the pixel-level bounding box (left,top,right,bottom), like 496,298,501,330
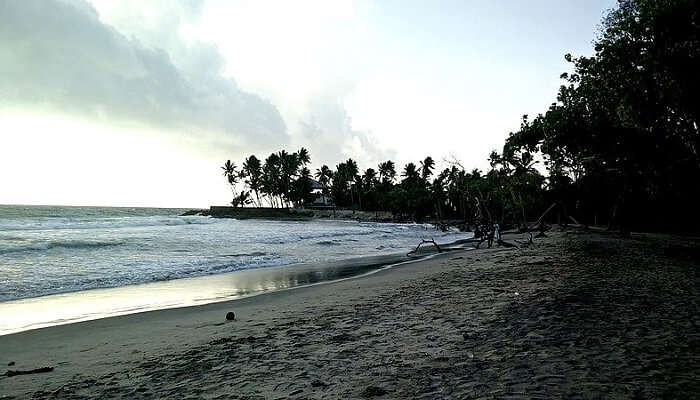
223,0,699,232
222,147,545,228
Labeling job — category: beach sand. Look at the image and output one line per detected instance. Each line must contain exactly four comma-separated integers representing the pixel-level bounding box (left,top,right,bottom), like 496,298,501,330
1,230,699,399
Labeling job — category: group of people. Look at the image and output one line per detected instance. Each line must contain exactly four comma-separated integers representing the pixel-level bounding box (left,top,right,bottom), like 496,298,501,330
474,221,501,248
472,199,503,248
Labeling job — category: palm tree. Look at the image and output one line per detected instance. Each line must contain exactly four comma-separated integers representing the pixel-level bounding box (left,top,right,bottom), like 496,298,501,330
431,169,449,219
508,151,538,175
221,160,238,199
354,174,364,210
362,168,377,189
293,166,314,206
345,158,359,178
315,165,333,203
378,160,396,184
402,162,419,181
277,150,300,206
332,162,349,207
221,160,236,178
231,190,252,207
296,147,311,167
420,156,435,181
345,158,359,208
262,153,281,207
377,160,396,210
242,155,263,207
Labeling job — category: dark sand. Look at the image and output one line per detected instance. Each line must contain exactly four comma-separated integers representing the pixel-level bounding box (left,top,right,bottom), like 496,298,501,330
1,230,699,399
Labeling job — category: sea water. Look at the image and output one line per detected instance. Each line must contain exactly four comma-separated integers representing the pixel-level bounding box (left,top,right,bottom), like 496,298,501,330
0,205,470,333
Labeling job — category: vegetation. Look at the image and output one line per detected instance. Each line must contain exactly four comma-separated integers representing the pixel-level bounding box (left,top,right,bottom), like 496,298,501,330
222,0,699,232
500,0,700,232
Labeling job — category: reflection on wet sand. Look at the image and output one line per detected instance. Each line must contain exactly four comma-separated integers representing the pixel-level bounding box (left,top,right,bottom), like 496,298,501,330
223,254,408,297
0,252,417,335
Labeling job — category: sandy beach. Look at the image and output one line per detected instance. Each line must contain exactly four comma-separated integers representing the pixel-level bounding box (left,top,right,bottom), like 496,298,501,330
1,230,699,399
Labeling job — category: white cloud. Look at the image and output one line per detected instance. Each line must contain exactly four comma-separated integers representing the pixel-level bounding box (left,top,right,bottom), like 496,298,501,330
81,0,390,167
0,0,288,152
298,94,395,169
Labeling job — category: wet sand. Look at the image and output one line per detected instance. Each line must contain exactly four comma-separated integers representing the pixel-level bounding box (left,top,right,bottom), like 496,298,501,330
1,230,699,399
0,252,422,335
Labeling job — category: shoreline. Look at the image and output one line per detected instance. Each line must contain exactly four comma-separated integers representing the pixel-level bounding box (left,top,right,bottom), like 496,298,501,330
0,239,505,398
0,216,471,335
2,230,697,398
0,249,454,336
0,234,474,336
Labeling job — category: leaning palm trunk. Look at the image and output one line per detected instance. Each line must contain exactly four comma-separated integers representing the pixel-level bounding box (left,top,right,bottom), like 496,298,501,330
509,188,527,232
254,191,261,208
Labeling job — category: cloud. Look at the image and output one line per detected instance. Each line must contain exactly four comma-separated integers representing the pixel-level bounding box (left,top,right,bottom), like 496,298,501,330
298,94,396,169
87,0,392,169
0,0,287,151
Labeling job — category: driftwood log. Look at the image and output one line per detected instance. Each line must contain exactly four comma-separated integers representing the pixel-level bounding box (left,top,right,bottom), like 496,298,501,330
407,239,442,257
3,366,54,377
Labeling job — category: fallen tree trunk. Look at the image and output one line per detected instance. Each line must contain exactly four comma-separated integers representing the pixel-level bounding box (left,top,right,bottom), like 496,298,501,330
407,239,442,257
527,202,557,232
3,366,54,377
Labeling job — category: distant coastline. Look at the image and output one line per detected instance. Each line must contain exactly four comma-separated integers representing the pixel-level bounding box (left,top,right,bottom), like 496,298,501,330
183,206,471,230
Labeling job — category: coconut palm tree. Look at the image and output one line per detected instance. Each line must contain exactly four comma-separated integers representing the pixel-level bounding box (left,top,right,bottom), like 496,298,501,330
221,160,238,199
242,155,263,207
293,166,314,206
401,162,420,181
296,147,311,167
362,168,378,189
231,190,252,207
420,156,435,181
262,153,281,207
378,160,396,184
344,158,359,208
315,165,333,204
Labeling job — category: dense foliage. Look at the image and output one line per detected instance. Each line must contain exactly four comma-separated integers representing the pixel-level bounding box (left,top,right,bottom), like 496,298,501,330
223,0,699,232
501,0,700,232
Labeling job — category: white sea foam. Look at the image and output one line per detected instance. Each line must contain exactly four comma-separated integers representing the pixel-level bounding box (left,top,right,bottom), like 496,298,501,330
0,239,124,255
0,206,471,302
0,215,216,232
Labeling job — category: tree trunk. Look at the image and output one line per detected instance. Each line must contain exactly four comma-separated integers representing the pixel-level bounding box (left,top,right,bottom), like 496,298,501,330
254,191,261,208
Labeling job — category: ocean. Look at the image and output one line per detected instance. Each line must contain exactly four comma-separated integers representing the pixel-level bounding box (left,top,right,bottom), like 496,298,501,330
0,205,471,334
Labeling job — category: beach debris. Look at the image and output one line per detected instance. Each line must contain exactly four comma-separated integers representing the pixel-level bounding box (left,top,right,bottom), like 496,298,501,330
225,311,236,321
3,366,54,377
360,385,387,398
7,361,14,366
407,238,442,257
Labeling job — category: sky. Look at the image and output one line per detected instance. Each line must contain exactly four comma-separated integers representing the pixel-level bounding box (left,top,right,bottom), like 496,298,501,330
0,0,617,208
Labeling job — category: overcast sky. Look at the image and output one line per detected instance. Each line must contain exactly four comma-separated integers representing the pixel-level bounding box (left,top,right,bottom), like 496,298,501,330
0,0,616,207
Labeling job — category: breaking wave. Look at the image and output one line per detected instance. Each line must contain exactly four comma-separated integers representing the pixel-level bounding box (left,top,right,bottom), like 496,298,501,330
0,215,216,232
0,239,125,255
